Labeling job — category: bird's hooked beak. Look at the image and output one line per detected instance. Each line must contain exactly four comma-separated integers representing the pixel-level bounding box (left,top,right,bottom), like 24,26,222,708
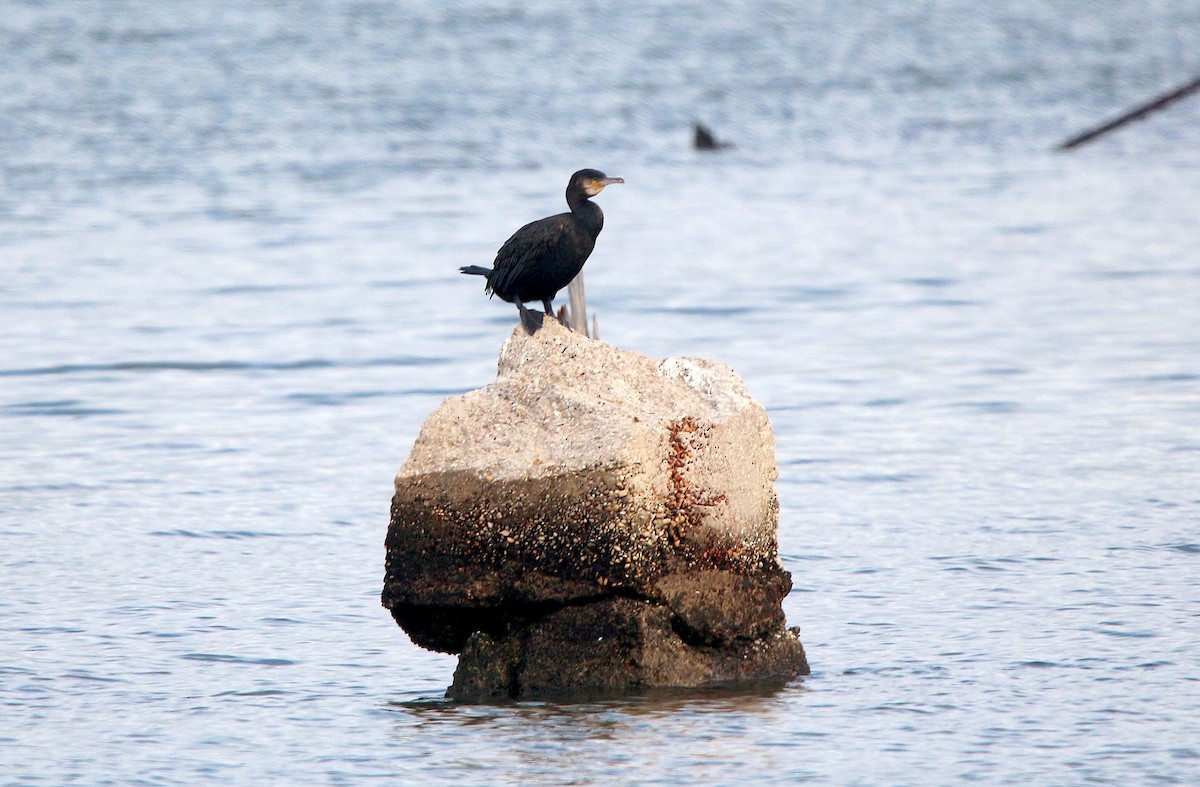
585,175,624,196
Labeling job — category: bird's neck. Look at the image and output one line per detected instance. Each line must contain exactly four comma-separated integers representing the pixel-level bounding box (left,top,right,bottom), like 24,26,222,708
568,198,604,235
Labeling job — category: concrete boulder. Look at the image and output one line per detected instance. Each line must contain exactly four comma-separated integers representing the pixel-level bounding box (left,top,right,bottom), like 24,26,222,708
382,318,808,700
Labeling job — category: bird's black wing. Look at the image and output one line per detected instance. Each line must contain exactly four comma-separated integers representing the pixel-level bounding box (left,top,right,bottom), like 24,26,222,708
487,214,572,299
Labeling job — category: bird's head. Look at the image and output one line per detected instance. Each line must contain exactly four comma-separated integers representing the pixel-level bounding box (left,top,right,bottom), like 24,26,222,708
573,168,624,197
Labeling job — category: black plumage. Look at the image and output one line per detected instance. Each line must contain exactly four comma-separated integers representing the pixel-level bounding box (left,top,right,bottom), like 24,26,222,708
460,168,623,333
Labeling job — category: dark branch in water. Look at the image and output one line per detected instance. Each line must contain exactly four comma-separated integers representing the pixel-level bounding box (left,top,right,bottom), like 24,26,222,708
1058,74,1200,151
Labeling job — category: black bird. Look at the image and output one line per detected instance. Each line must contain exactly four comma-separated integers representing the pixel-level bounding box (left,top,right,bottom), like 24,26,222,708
460,168,623,333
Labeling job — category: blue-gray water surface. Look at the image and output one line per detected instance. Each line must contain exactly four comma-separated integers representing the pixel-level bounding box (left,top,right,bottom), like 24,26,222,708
3,1,1199,783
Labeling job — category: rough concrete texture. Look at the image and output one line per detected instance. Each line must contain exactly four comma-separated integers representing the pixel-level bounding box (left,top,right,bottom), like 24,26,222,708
382,318,809,699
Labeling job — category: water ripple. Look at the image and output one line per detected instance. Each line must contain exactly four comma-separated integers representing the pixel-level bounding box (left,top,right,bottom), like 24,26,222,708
3,399,128,417
0,356,450,378
148,529,332,540
179,653,297,666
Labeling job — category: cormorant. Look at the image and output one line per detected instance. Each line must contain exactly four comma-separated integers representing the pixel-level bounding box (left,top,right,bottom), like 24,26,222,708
460,168,623,333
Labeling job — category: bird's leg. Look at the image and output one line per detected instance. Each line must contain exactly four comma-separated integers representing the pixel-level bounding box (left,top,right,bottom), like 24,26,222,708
542,298,557,323
517,302,543,334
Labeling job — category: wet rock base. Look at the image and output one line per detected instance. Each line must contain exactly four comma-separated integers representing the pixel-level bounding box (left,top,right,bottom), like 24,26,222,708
450,598,806,702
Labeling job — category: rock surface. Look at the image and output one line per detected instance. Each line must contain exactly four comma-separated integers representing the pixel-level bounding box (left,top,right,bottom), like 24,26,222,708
382,318,808,700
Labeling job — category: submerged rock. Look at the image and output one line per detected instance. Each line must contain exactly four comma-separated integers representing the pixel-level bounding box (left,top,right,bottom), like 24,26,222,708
382,318,808,700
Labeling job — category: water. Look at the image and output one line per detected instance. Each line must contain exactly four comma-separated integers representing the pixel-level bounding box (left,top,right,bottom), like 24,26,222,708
3,0,1199,783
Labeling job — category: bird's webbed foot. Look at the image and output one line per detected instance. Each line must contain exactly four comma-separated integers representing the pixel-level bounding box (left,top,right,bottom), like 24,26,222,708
542,299,566,326
517,303,544,334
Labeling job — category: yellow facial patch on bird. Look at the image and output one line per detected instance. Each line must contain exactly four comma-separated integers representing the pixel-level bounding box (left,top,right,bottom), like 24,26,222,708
584,176,623,196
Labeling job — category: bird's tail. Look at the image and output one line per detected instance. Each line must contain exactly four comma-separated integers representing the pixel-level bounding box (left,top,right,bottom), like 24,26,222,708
459,265,492,277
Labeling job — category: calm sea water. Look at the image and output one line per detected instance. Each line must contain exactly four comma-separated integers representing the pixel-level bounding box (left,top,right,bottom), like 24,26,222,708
3,1,1199,783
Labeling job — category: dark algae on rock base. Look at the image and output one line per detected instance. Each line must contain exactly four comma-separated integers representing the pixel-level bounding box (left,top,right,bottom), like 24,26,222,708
382,318,808,700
